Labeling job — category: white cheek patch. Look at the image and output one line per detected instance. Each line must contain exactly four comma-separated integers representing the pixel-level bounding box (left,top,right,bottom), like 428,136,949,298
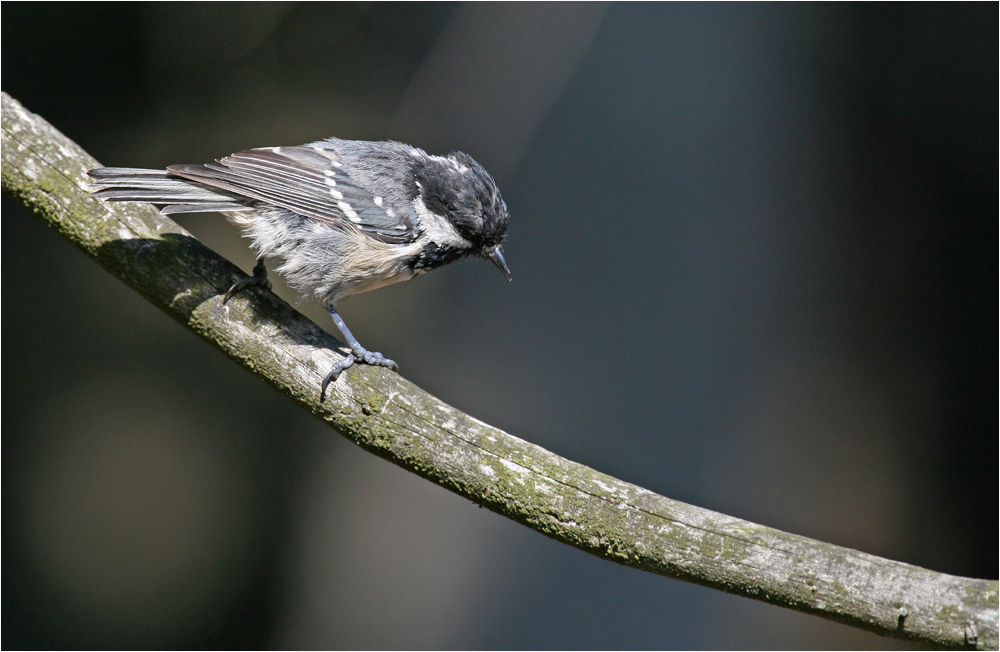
413,197,472,250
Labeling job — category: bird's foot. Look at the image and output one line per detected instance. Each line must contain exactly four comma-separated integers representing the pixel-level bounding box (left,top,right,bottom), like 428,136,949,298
223,258,272,304
321,346,398,400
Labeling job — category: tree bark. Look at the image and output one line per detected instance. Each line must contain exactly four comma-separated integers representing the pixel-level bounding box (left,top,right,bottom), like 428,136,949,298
3,91,996,650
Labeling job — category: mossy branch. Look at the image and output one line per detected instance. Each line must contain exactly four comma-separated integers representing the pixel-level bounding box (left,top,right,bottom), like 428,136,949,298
3,91,996,650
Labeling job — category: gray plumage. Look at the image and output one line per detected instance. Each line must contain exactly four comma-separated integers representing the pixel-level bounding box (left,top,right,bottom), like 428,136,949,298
88,137,511,395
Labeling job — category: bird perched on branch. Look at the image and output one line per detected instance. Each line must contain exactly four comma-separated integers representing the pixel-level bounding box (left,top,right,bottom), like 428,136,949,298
89,137,511,398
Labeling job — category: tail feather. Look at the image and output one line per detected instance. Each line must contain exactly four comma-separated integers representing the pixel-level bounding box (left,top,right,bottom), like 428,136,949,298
160,203,254,215
88,167,172,178
88,167,249,214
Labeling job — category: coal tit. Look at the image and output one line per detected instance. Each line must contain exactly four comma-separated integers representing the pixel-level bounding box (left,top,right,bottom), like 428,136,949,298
88,137,511,398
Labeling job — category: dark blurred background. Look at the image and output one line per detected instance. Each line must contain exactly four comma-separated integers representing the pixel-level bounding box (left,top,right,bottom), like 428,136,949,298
3,3,996,649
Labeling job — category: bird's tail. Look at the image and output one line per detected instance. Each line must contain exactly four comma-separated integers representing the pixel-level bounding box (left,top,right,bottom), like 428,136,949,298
88,167,251,215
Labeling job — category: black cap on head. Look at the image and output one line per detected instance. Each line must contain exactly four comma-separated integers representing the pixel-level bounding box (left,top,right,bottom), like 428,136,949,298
412,151,509,253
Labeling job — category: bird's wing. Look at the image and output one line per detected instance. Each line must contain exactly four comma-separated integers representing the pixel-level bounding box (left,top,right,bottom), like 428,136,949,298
167,146,416,242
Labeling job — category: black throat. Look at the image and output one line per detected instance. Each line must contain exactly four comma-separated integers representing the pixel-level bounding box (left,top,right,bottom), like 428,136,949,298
407,241,466,274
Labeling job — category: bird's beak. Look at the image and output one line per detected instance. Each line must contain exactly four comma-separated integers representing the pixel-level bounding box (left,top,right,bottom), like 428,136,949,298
486,245,512,281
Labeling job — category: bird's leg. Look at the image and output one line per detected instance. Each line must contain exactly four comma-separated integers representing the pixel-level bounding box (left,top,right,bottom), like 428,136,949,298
223,256,273,304
321,305,398,397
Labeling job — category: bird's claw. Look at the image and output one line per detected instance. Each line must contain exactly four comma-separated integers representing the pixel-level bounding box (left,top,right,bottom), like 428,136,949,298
223,275,273,304
320,347,398,401
223,259,272,304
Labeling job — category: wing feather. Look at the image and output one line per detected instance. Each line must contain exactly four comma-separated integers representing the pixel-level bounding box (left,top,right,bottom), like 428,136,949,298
166,146,415,242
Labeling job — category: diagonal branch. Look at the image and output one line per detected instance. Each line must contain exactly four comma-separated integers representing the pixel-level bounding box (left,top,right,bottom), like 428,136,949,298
3,91,996,650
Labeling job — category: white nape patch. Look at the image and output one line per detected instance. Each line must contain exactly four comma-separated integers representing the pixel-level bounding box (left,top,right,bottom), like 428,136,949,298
338,200,361,222
329,188,343,200
373,195,383,207
413,197,472,249
442,154,469,174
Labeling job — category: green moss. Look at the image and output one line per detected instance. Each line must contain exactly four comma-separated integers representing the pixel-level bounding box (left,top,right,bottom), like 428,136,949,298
937,604,960,622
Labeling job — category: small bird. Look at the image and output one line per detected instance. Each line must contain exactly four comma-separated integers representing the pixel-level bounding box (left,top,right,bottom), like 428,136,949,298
89,137,511,398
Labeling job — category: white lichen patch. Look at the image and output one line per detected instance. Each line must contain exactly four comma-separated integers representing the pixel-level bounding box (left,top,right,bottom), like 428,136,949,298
501,458,529,474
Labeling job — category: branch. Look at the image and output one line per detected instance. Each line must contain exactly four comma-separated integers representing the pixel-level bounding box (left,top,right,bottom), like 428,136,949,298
3,91,996,650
